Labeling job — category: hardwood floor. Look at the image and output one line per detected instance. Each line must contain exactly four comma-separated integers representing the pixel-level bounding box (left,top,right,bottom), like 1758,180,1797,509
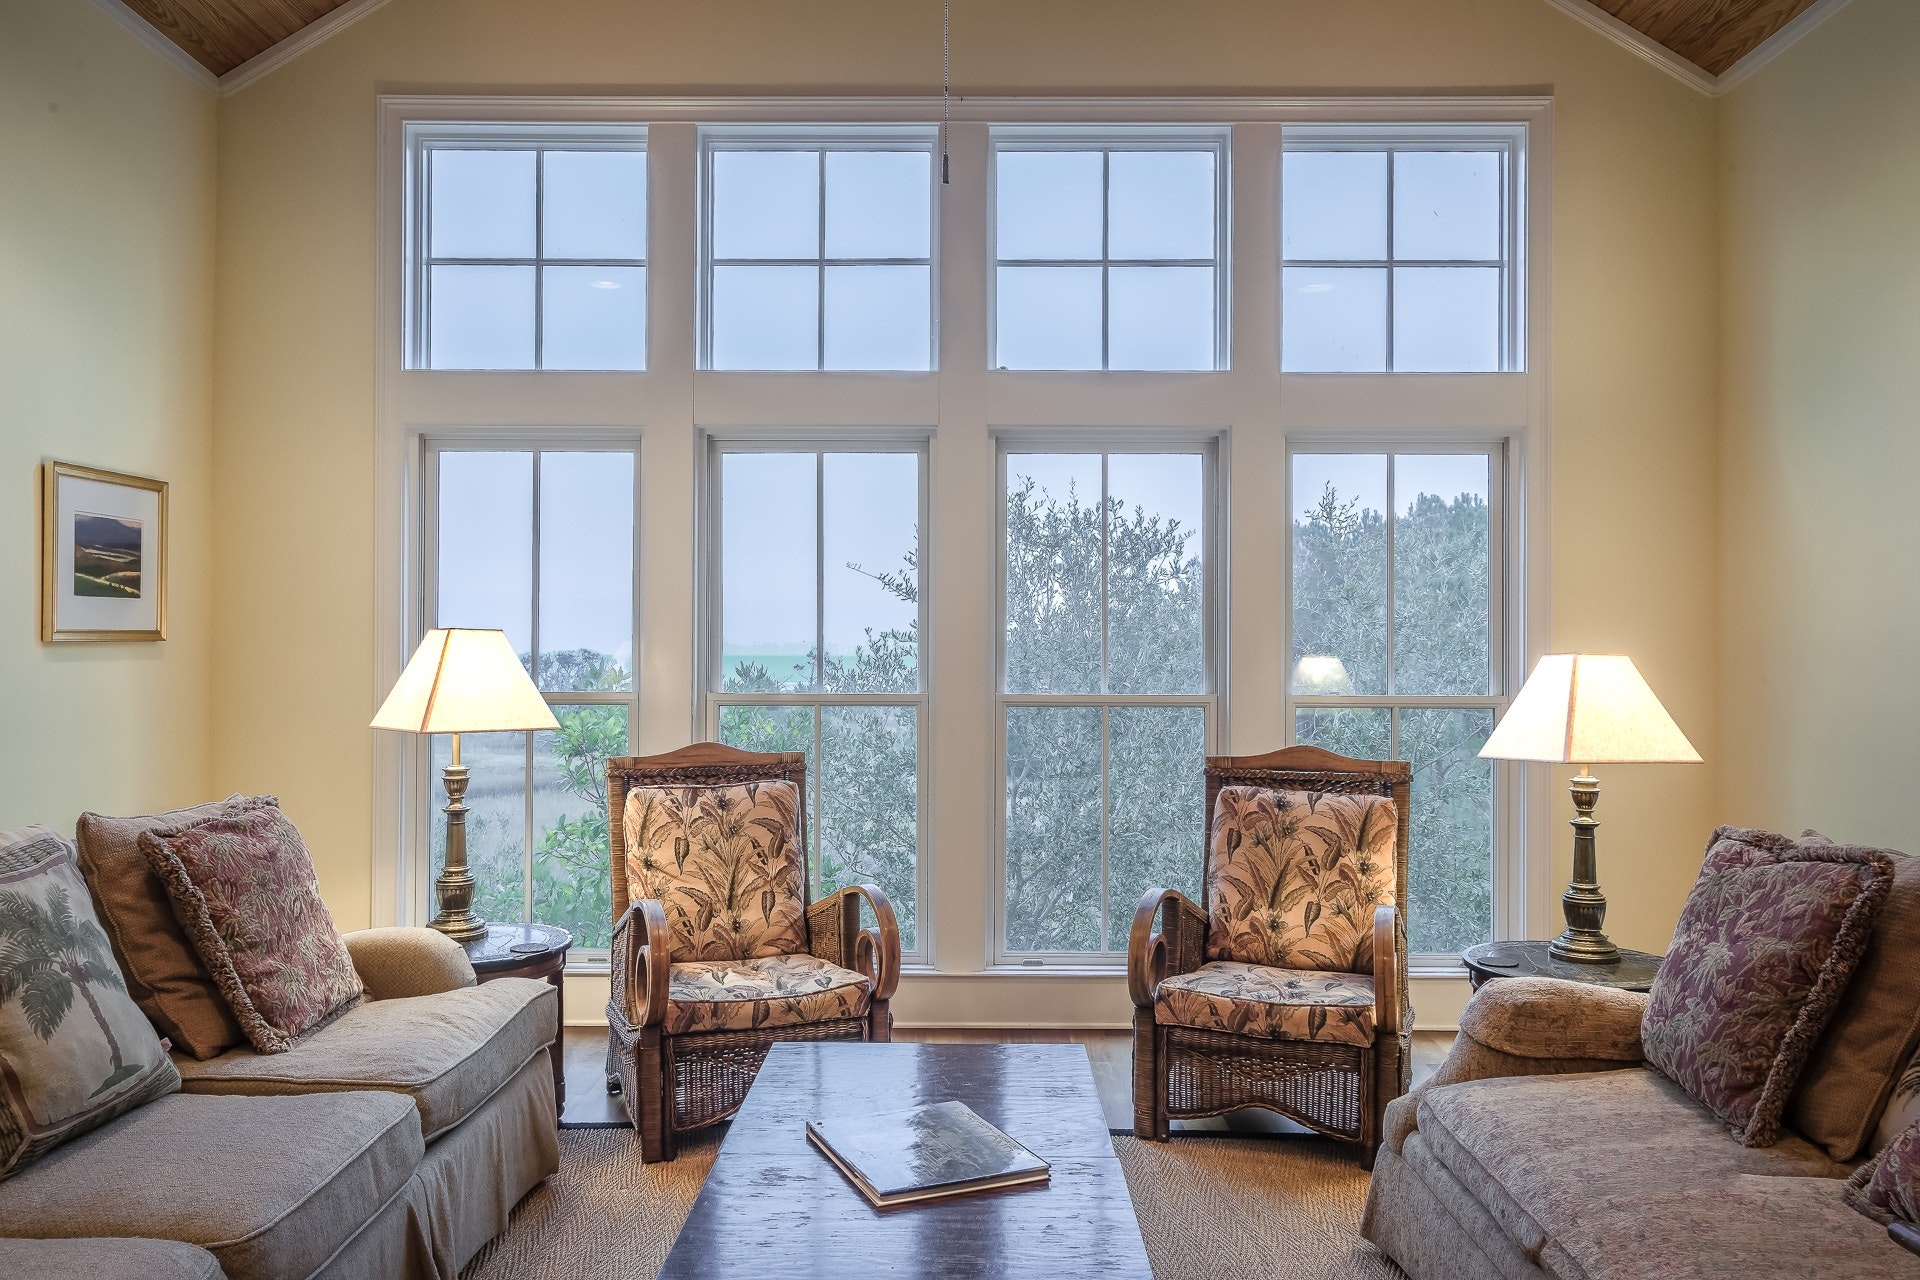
559,1025,1454,1132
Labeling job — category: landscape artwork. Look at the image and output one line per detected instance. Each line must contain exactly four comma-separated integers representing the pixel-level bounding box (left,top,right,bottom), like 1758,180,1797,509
71,512,142,598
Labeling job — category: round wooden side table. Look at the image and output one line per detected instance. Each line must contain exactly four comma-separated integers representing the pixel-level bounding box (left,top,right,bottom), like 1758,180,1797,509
1461,939,1661,993
461,923,571,1112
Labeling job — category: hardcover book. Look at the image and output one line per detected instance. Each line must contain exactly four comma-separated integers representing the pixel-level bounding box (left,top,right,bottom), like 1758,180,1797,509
805,1099,1051,1208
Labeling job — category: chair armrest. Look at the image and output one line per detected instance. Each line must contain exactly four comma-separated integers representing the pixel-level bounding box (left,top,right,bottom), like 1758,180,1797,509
1372,904,1400,1036
1127,888,1207,1008
807,884,902,1001
1458,976,1648,1063
614,900,670,1028
342,927,475,999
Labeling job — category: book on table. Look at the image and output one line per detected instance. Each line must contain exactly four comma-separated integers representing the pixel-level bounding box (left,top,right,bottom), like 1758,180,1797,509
805,1099,1051,1208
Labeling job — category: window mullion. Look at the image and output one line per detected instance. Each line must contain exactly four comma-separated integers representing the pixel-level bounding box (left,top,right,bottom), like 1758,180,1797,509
1385,452,1396,697
533,150,545,370
816,149,827,371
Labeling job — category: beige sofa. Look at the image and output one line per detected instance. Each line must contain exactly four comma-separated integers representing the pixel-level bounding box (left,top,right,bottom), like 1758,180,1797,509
1361,977,1915,1280
0,927,559,1280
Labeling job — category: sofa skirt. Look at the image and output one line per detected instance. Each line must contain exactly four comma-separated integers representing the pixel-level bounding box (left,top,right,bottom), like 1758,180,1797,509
1361,1137,1556,1280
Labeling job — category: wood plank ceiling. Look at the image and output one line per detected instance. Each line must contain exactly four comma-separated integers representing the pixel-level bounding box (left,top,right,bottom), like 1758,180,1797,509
124,0,1826,83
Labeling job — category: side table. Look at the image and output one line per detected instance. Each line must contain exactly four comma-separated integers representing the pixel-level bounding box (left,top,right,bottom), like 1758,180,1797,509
1461,939,1661,993
461,923,571,1113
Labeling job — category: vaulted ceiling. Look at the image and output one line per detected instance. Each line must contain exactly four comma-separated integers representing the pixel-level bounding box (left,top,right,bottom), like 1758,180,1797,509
116,0,1831,85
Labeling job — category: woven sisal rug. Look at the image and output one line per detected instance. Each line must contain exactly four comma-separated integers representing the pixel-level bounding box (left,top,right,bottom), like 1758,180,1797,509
462,1128,1405,1280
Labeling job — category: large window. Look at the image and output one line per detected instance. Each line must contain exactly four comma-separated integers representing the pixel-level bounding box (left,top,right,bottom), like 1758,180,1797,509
706,445,926,953
701,128,936,370
408,126,648,371
1286,448,1505,956
426,444,638,954
991,129,1227,371
1281,126,1522,372
998,445,1217,958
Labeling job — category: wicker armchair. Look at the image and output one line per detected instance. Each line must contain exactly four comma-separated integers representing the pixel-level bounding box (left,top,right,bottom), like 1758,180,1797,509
604,743,900,1162
1128,745,1413,1166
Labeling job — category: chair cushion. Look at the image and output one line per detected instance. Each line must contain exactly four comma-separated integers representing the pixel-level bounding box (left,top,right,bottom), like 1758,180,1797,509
624,781,810,962
0,826,180,1182
664,955,869,1035
74,796,253,1060
1154,960,1375,1046
1203,786,1396,971
1847,1117,1920,1226
0,1091,421,1280
1643,825,1893,1146
139,803,364,1053
0,1236,225,1280
174,977,556,1140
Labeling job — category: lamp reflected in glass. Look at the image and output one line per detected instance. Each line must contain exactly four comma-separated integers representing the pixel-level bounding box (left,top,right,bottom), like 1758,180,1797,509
1291,654,1355,695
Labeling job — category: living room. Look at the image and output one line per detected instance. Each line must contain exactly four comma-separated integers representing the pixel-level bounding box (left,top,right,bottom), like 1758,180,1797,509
2,0,1915,1275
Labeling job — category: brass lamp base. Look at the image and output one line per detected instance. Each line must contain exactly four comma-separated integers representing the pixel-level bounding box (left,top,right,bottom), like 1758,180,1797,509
1551,770,1620,964
429,743,488,942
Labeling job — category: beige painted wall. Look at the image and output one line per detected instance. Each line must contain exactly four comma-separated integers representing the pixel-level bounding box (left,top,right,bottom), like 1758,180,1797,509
211,0,1722,1020
1717,0,1920,854
0,0,216,831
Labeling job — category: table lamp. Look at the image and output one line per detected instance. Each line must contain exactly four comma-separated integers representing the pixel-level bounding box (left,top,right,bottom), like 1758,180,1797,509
1479,654,1701,963
371,628,559,940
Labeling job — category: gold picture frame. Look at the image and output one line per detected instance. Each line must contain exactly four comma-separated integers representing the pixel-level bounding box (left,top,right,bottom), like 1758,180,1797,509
40,461,168,643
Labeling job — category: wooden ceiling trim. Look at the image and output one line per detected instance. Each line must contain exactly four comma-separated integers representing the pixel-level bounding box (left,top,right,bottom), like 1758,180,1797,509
1592,0,1824,75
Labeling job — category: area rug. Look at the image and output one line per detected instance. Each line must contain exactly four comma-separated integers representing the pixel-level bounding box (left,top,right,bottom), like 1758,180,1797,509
461,1129,1405,1280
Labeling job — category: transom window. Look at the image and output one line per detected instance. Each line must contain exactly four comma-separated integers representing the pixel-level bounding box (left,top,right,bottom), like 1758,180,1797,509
991,128,1228,371
1286,448,1507,957
701,128,936,371
706,444,927,953
425,443,639,956
1281,125,1522,373
998,444,1218,958
408,125,648,371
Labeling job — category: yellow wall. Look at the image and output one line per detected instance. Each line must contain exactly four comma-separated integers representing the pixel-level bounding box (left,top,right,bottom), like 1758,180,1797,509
208,0,1723,999
1717,0,1920,853
0,0,217,831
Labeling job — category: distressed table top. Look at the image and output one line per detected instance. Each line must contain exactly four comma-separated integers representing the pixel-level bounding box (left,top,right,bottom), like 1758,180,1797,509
659,1042,1153,1279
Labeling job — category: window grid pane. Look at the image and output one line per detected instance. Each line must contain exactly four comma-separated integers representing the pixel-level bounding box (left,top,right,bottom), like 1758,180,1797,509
422,143,647,371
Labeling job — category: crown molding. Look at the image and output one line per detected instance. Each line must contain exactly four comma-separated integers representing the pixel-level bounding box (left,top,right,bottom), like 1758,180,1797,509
218,0,394,95
89,0,220,94
1714,0,1855,94
1539,0,1856,97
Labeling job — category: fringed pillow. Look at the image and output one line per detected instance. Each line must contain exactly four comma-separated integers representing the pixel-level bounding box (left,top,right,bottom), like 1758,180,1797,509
1847,1118,1920,1227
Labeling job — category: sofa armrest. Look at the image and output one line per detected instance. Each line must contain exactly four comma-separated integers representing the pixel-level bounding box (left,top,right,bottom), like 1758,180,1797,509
342,927,476,999
1457,976,1648,1063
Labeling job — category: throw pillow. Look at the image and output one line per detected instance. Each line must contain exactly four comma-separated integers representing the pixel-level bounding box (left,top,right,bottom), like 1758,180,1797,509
1643,826,1893,1147
1845,1117,1920,1227
74,795,257,1059
623,781,809,962
1204,786,1397,972
0,825,180,1182
138,805,363,1054
1788,830,1920,1162
1869,1042,1920,1154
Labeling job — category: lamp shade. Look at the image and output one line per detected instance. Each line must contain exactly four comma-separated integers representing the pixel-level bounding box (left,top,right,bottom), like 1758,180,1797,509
1479,654,1701,765
371,629,560,735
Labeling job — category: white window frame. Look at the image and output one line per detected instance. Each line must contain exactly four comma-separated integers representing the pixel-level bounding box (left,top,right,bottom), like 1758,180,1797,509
404,122,650,372
415,428,643,966
1280,123,1527,374
697,125,941,371
695,431,933,965
1282,439,1515,968
989,126,1232,372
992,431,1226,966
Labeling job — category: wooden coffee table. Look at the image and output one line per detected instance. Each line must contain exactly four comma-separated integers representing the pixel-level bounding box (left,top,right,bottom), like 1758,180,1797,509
659,1042,1152,1279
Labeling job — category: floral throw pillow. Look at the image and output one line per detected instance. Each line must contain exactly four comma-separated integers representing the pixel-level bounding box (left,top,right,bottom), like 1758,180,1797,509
1,825,180,1181
138,805,363,1054
624,781,809,962
1846,1118,1920,1226
1643,826,1893,1147
1204,786,1397,973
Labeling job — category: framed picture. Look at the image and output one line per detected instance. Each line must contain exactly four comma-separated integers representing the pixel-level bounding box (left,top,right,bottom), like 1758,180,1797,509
40,461,167,643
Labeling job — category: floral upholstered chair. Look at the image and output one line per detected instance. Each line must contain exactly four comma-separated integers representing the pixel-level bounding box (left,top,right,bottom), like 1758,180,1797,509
604,744,899,1162
1128,745,1412,1165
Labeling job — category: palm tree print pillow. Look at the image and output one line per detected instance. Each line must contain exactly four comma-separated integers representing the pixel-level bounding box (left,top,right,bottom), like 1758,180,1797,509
623,782,809,962
0,825,180,1182
1203,787,1397,973
139,806,363,1054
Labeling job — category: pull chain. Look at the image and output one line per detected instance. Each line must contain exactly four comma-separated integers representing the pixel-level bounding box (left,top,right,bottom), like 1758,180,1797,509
941,2,950,184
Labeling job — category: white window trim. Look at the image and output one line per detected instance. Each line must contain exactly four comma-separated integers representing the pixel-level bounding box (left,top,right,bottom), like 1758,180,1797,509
374,96,1554,1001
697,125,941,372
695,428,935,965
988,125,1232,372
